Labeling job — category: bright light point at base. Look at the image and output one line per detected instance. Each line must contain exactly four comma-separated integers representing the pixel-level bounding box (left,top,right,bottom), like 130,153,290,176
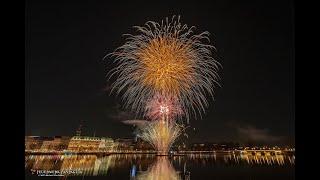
160,105,169,114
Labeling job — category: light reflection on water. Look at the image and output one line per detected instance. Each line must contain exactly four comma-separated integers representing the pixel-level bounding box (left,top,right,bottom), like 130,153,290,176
25,153,294,179
137,157,181,180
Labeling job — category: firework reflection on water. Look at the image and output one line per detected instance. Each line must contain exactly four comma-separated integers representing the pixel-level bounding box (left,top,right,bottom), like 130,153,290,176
137,157,180,180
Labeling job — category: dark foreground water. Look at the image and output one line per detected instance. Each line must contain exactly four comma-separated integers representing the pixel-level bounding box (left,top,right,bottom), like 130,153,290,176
25,153,295,180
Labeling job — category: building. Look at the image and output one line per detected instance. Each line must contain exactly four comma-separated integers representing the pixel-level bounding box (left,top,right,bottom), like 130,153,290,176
190,142,241,151
135,138,153,150
115,138,136,151
67,136,116,152
40,136,71,151
25,136,44,150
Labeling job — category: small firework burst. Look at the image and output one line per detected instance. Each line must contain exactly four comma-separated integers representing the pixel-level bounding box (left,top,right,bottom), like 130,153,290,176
145,93,183,121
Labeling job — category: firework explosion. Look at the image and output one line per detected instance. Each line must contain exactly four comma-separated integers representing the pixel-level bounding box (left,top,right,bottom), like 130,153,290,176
108,15,220,154
108,15,220,122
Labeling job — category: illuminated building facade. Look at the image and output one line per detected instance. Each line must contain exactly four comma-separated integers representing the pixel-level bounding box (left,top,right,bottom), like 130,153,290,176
25,136,44,150
40,136,70,151
67,136,116,152
115,138,136,151
135,138,153,151
25,136,116,152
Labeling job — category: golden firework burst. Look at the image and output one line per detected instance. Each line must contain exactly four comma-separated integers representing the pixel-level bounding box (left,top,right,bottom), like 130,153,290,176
136,36,195,94
108,15,221,122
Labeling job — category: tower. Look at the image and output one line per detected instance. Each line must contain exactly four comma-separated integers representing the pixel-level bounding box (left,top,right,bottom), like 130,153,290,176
76,120,84,136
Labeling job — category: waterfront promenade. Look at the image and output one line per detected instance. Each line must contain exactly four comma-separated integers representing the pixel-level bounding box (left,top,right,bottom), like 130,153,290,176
25,149,295,156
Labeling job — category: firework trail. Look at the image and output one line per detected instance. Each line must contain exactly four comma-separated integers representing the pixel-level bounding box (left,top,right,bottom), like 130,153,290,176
108,15,221,122
137,120,184,155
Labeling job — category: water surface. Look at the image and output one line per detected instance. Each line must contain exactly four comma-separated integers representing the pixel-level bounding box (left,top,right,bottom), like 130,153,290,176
25,153,295,179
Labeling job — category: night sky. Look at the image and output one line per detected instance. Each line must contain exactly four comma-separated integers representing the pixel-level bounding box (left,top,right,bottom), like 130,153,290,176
25,0,295,145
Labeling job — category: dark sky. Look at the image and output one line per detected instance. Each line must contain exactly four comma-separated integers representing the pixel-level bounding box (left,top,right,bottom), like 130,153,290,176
25,0,295,145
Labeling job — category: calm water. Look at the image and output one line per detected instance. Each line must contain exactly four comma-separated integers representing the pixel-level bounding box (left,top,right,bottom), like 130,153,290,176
25,153,295,180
